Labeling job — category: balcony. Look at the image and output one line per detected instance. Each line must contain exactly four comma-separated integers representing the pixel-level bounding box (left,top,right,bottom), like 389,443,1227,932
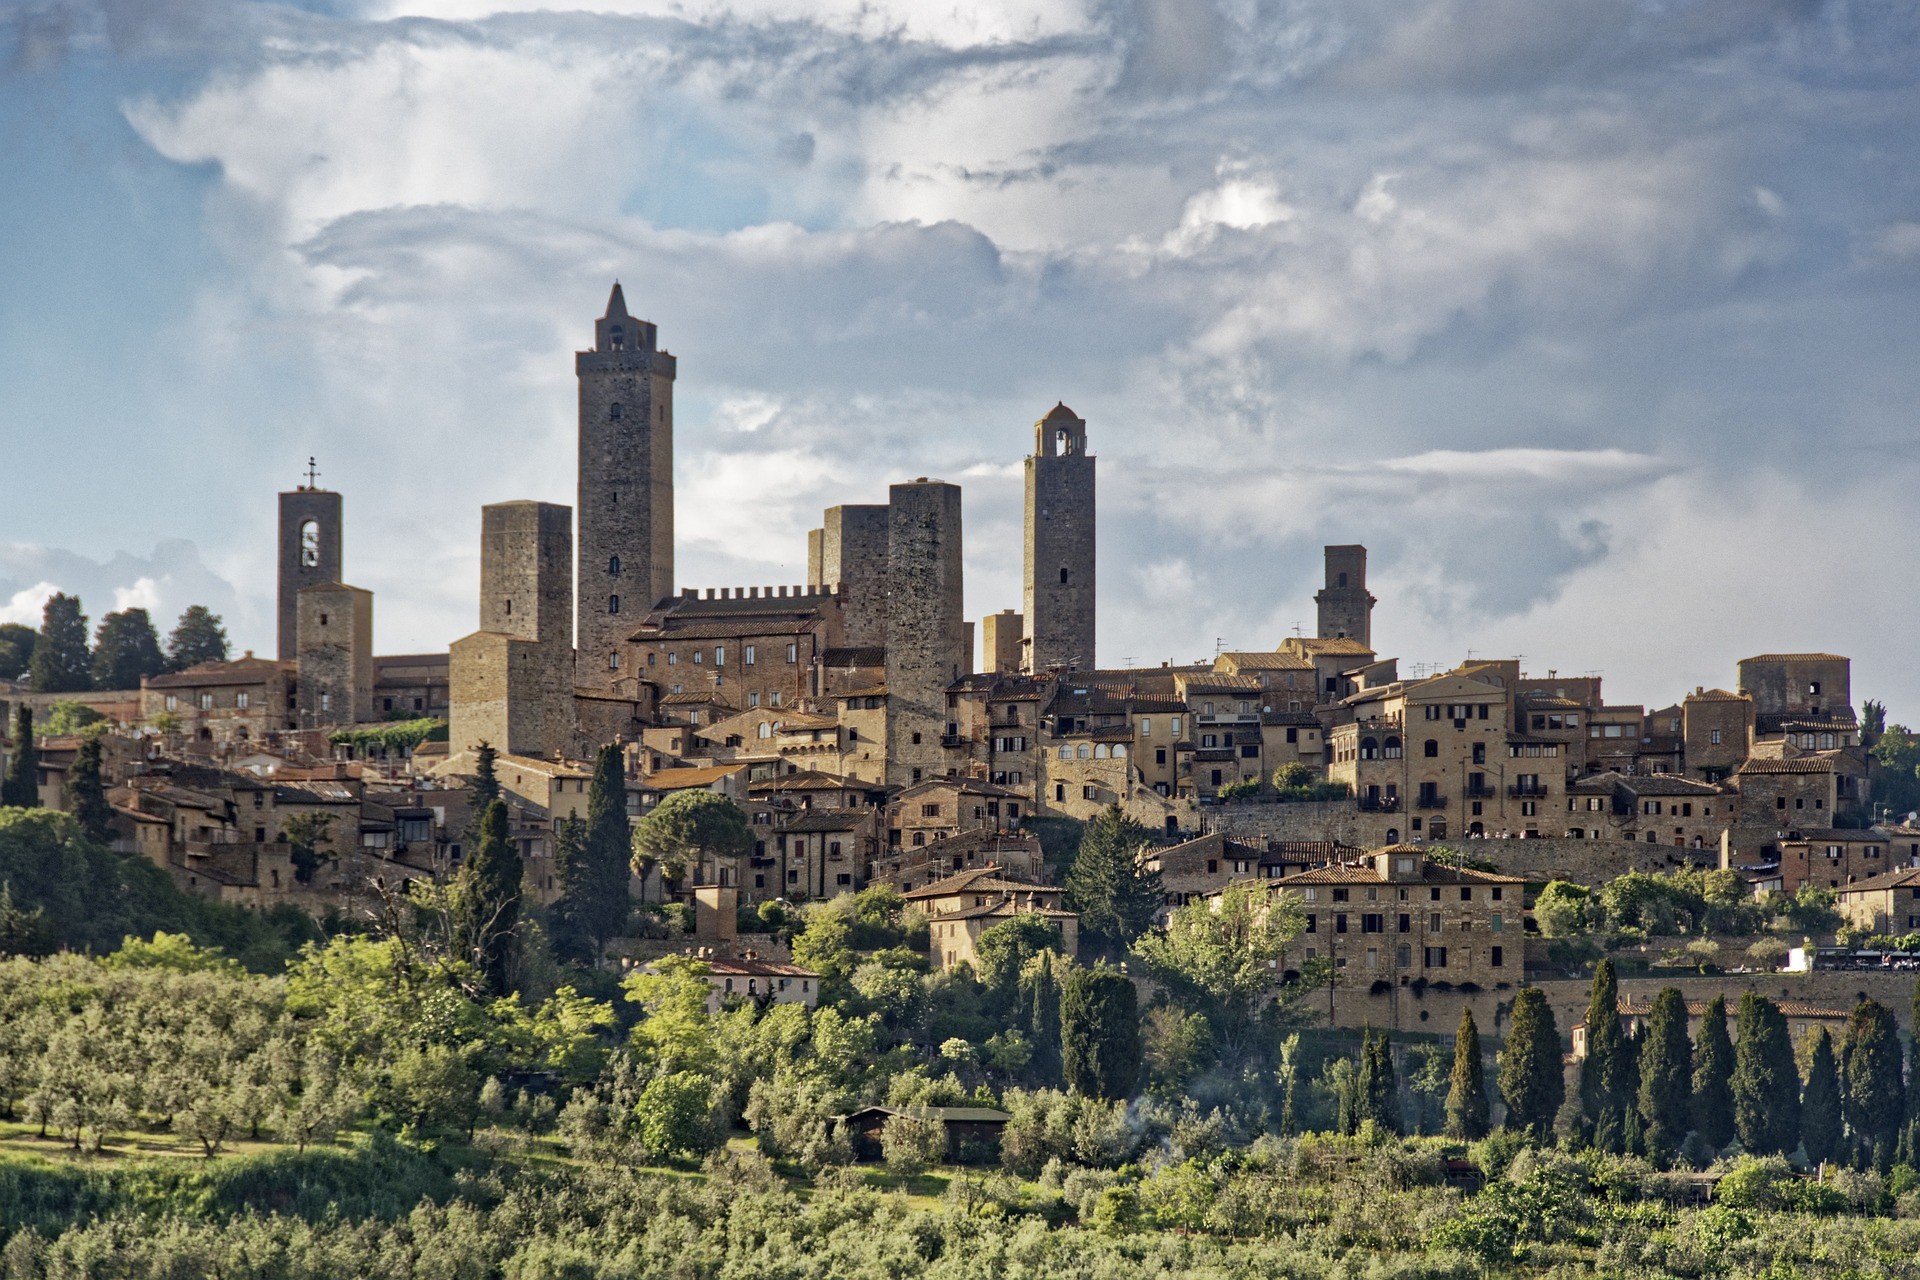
1508,783,1550,799
1464,784,1497,799
1414,795,1449,810
940,734,967,748
1358,796,1402,813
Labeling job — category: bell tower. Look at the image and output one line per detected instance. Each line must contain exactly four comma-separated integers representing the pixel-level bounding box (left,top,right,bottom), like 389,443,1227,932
576,283,676,689
277,458,341,662
1023,402,1096,672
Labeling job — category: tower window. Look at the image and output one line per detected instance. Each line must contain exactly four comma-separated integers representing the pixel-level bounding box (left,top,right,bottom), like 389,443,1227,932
1338,572,1348,587
608,595,620,615
610,403,623,420
299,520,320,568
609,326,624,351
504,600,511,616
609,555,621,576
1059,567,1069,584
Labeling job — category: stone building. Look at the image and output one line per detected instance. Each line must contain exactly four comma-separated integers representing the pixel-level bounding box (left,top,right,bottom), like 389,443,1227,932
277,478,341,663
295,583,373,729
576,284,676,692
449,501,575,761
1738,653,1852,730
807,504,890,649
625,586,842,711
891,775,1026,848
1681,687,1754,781
1314,544,1375,649
1023,403,1095,673
980,609,1023,675
907,866,1078,970
1834,868,1920,935
1778,829,1900,894
883,479,965,788
141,655,295,745
372,654,451,720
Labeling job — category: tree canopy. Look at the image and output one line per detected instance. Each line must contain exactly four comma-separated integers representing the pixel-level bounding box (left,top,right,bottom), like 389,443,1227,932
91,607,167,690
165,605,230,671
1064,805,1163,960
29,593,91,693
631,789,752,882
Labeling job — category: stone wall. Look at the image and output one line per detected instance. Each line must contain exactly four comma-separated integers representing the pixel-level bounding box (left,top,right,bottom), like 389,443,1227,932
296,583,373,728
449,501,575,760
884,481,964,788
819,504,891,649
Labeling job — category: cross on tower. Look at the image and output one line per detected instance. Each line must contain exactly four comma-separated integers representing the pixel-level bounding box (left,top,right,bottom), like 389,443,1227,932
303,457,321,490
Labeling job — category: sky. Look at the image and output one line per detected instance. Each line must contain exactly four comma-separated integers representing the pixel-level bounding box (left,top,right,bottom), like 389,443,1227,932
1,0,1917,713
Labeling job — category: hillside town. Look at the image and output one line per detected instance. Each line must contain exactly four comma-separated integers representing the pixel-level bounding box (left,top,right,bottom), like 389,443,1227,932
4,285,1916,1051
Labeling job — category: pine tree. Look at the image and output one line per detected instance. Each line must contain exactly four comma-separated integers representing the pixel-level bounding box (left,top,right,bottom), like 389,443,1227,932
1580,959,1632,1140
2,707,37,808
1733,991,1800,1155
1636,987,1692,1164
1063,805,1164,961
456,799,523,995
1691,994,1736,1149
1060,964,1141,1100
28,594,91,693
1499,987,1563,1140
89,608,166,690
65,734,114,844
1843,997,1903,1168
0,624,36,681
1801,1027,1843,1168
164,606,229,671
1445,1007,1490,1140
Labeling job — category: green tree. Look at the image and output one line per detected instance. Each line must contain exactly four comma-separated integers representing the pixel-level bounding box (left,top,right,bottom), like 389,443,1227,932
455,799,522,994
1446,1008,1490,1140
634,1070,721,1161
881,1109,948,1174
623,955,717,1074
1499,987,1563,1140
1579,958,1632,1145
472,743,500,807
2,707,37,808
1732,992,1800,1155
1843,997,1903,1167
974,913,1064,999
1870,723,1920,819
631,790,751,883
548,813,591,963
90,608,166,690
28,594,91,693
1356,1027,1400,1133
164,605,229,671
1530,882,1593,937
1636,987,1692,1164
0,623,36,681
1800,1027,1843,1168
41,701,103,737
1064,805,1164,960
577,744,632,957
65,734,114,845
1132,881,1315,1061
1021,951,1064,1085
280,812,334,885
1060,965,1141,1100
1691,994,1736,1149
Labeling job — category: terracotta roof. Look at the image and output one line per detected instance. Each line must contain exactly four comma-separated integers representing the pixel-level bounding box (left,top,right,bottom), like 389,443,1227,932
1216,652,1315,671
1275,857,1525,886
903,865,1056,899
897,776,1022,800
1833,869,1920,894
942,899,1077,922
632,618,822,642
698,957,818,978
659,691,737,708
753,769,863,792
835,685,888,700
143,658,290,690
776,810,871,833
1686,688,1747,703
1740,653,1849,663
1179,673,1265,693
820,647,886,669
641,764,746,790
1738,758,1835,775
1294,638,1374,656
1623,774,1725,796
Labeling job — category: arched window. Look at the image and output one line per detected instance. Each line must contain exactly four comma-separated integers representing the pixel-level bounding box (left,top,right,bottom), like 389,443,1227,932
299,520,321,568
1384,736,1402,759
1077,743,1092,759
610,402,623,420
1386,828,1399,843
757,723,772,739
1094,744,1109,759
608,595,620,614
608,555,621,576
1058,745,1072,760
1360,737,1378,760
1424,739,1439,758
608,326,624,351
1113,744,1127,758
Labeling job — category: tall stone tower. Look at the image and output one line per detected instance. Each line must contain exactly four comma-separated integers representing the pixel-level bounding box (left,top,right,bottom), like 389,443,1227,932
1314,544,1375,647
450,501,576,761
576,283,675,690
808,503,891,648
277,470,342,662
884,480,964,788
296,583,373,728
1023,403,1095,672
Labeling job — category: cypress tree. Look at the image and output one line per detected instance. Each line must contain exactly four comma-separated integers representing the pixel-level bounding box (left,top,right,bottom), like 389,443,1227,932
1580,959,1632,1136
1064,805,1164,961
1359,1028,1400,1134
549,814,591,964
1843,998,1903,1167
90,608,166,690
2,707,37,808
1446,1007,1490,1140
28,594,91,693
1732,992,1800,1155
1022,954,1063,1086
1691,994,1736,1149
455,799,522,995
164,606,229,671
1637,987,1692,1164
65,734,114,844
581,743,632,955
1499,987,1563,1140
1801,1027,1843,1168
1061,964,1142,1100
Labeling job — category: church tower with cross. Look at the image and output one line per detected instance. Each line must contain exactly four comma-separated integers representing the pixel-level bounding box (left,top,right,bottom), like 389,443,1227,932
277,458,342,662
576,283,676,690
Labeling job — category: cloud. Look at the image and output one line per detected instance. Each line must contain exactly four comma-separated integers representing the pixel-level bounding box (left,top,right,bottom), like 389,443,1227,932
0,541,245,641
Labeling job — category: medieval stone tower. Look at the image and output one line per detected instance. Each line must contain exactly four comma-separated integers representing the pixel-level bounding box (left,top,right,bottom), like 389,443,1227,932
884,480,965,788
807,504,891,649
1315,544,1375,647
1023,403,1096,672
576,283,675,690
277,476,342,662
295,584,373,728
449,501,575,760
